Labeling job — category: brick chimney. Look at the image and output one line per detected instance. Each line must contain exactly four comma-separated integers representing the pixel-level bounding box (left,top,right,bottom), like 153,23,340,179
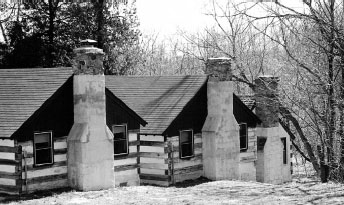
254,76,279,127
67,39,114,191
202,57,240,180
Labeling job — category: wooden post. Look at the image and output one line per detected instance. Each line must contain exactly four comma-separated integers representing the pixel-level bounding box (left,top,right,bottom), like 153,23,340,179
167,140,174,185
137,134,140,175
15,145,23,195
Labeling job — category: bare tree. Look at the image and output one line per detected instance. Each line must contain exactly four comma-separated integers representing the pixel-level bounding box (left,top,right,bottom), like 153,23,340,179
237,0,344,182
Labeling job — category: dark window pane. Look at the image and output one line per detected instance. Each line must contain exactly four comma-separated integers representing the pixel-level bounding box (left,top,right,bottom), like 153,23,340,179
181,142,193,157
34,132,52,165
35,142,50,149
281,138,287,164
240,124,247,150
36,148,52,165
113,125,128,155
114,132,126,140
180,131,192,143
180,130,193,158
114,139,127,155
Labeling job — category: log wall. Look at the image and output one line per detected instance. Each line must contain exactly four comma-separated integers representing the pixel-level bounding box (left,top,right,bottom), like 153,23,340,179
168,133,203,184
114,130,140,186
0,139,22,195
19,137,68,193
139,135,171,186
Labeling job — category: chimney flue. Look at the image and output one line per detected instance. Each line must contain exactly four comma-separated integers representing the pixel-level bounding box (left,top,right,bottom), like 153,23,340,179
254,76,279,128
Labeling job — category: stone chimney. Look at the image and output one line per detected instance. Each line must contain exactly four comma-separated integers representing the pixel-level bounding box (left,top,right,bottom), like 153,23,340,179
205,57,232,81
254,76,279,127
67,39,114,191
202,57,240,180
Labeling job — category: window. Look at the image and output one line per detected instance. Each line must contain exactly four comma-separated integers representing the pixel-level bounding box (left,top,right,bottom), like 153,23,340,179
179,130,194,159
34,131,53,166
112,124,128,156
239,123,248,151
281,138,287,164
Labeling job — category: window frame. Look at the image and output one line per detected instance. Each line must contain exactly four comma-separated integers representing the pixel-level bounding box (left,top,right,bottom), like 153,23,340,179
239,123,248,151
179,129,194,159
281,137,287,164
112,124,129,157
33,131,54,166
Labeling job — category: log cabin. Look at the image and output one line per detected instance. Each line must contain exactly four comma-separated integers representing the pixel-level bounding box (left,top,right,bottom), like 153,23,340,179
0,43,292,195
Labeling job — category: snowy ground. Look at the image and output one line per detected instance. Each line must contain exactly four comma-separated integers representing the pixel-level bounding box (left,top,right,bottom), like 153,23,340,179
2,177,344,205
2,159,343,204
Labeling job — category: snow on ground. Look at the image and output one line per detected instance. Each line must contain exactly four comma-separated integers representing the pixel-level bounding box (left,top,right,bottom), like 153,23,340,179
3,177,344,205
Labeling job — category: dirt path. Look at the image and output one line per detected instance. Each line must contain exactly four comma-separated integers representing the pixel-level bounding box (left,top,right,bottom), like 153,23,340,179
3,178,344,205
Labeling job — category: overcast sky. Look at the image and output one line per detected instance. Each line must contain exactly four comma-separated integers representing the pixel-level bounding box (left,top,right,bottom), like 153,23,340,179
136,0,210,37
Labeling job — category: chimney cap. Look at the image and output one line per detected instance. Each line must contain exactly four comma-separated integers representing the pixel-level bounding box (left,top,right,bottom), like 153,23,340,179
80,39,97,47
207,57,231,61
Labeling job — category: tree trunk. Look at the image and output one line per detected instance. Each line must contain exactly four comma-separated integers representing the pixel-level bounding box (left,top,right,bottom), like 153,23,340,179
318,145,329,182
96,0,105,49
47,0,56,67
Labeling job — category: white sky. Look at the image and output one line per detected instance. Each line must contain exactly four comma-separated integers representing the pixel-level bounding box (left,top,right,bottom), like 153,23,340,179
136,0,305,37
136,0,210,37
0,0,304,43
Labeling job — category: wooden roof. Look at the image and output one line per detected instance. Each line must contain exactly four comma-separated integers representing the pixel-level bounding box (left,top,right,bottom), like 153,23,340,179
0,68,147,139
0,68,73,139
105,75,208,135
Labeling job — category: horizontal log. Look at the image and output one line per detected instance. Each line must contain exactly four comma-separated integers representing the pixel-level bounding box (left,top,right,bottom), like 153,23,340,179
0,139,14,147
171,153,202,164
54,148,67,155
141,157,165,164
54,141,67,150
114,152,138,160
140,141,165,147
0,178,16,186
172,142,202,152
0,152,15,160
26,161,66,171
0,171,21,179
174,170,203,184
140,163,168,170
140,135,164,142
114,163,138,172
53,137,67,143
139,152,167,159
128,132,138,141
0,146,18,153
25,165,67,179
128,141,139,146
25,179,68,193
0,159,20,166
140,179,170,187
141,146,164,153
0,164,16,173
173,159,202,169
174,164,203,175
140,168,167,175
27,173,67,184
114,157,137,167
139,173,170,181
0,184,20,193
